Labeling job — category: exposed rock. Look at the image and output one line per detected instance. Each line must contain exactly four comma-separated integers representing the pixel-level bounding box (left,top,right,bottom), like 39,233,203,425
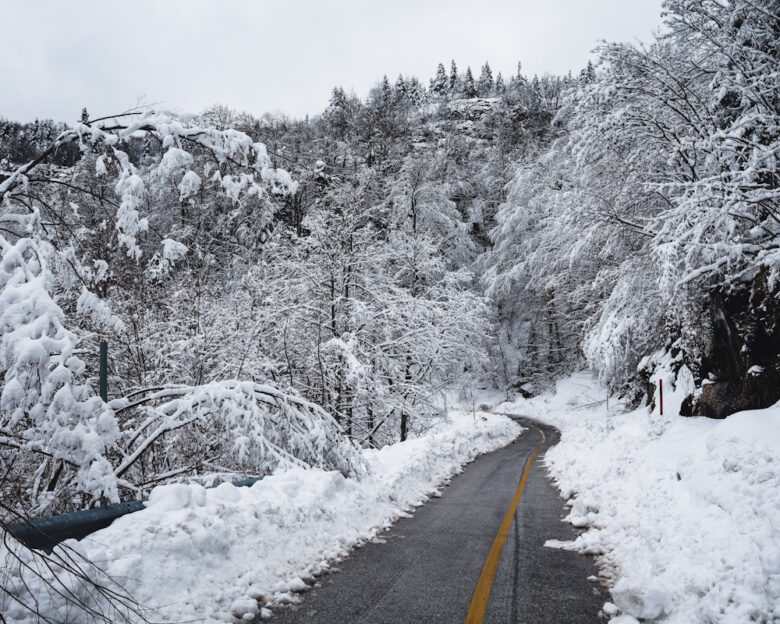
693,268,779,418
447,97,499,121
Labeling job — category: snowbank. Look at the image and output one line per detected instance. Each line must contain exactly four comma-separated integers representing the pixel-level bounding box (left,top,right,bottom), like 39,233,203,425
1,410,521,623
498,371,780,624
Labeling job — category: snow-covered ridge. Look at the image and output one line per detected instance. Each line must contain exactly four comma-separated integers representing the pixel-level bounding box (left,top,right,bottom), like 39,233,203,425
498,372,780,624
1,410,522,623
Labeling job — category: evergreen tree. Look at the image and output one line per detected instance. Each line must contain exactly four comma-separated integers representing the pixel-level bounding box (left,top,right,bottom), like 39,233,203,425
463,67,477,98
579,60,596,83
395,74,407,99
430,63,448,96
509,61,524,92
495,72,505,94
380,74,392,104
80,107,89,124
478,62,494,96
449,59,459,92
326,86,351,141
407,77,425,106
394,75,409,113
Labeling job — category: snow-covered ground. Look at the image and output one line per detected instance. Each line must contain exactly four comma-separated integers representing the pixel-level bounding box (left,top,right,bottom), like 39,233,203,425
1,409,521,623
498,371,780,624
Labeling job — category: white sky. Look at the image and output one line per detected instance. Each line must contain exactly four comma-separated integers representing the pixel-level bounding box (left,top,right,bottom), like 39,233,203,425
0,0,664,123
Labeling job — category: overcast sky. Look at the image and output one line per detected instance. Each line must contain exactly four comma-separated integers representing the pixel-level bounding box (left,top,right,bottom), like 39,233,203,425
0,0,663,123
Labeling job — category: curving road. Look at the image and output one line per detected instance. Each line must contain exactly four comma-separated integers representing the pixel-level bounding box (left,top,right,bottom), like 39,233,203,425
273,417,603,623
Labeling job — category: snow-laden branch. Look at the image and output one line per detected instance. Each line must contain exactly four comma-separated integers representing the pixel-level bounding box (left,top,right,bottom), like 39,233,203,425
109,380,367,491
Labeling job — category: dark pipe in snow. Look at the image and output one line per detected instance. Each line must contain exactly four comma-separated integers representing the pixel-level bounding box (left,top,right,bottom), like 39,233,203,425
8,476,264,551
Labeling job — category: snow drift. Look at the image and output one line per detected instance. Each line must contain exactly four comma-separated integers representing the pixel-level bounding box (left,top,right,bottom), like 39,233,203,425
499,372,780,624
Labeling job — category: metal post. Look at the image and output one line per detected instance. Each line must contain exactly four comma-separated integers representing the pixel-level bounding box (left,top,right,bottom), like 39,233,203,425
659,379,663,416
99,340,108,401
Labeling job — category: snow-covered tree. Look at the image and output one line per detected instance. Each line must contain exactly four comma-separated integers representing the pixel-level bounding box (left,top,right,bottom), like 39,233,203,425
0,110,309,514
463,67,478,98
486,0,779,405
495,72,505,94
449,59,459,93
430,63,448,97
478,62,494,96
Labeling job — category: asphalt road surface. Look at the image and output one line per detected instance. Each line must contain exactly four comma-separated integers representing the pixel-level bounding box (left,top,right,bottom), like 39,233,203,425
274,417,604,623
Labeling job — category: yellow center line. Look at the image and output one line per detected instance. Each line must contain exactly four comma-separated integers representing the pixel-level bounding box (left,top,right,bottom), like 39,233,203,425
464,423,546,624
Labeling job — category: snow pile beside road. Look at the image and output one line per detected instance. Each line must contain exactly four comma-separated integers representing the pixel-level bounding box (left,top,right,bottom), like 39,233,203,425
1,410,521,623
498,372,780,624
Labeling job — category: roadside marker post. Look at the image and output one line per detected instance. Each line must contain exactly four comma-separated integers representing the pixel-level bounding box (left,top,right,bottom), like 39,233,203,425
99,340,108,401
659,379,663,416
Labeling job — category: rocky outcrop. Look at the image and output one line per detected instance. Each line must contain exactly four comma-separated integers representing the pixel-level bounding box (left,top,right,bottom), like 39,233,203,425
446,97,499,121
691,268,780,418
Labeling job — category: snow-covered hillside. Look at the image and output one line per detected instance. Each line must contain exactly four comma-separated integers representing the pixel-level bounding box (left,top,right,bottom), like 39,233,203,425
498,372,780,624
1,410,521,623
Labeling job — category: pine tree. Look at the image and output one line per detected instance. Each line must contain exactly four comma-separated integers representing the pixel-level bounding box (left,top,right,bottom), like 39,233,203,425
495,72,505,94
579,60,596,83
463,67,477,98
394,75,409,112
407,77,425,106
395,74,407,97
326,86,351,141
478,62,494,96
449,60,459,92
381,75,392,103
80,107,89,124
430,63,448,96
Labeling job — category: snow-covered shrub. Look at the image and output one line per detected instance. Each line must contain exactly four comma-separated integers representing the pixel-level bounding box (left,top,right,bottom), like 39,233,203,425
107,381,367,493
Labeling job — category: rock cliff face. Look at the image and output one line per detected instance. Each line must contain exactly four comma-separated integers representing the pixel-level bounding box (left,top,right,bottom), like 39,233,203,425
447,98,500,120
692,269,780,418
639,268,779,419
